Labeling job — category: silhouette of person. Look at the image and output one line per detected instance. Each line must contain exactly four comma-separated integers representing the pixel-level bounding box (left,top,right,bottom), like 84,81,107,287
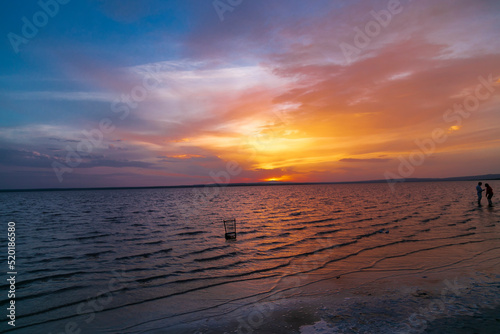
476,182,484,206
485,183,494,207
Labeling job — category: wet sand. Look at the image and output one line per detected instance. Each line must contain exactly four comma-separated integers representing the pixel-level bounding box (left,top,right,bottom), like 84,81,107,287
167,234,500,334
423,306,500,334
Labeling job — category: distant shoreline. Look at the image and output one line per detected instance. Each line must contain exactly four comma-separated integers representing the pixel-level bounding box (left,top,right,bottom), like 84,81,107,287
1,174,498,192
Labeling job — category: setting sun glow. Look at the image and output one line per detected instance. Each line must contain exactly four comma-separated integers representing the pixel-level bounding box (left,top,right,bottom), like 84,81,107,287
0,0,499,190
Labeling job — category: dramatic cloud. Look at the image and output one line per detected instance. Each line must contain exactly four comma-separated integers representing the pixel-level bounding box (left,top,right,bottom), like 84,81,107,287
1,0,499,189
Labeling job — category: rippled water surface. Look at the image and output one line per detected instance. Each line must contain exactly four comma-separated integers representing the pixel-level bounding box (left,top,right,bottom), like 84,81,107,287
1,182,499,333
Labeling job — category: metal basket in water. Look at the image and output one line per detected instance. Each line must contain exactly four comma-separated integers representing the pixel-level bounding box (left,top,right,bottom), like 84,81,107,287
223,218,237,239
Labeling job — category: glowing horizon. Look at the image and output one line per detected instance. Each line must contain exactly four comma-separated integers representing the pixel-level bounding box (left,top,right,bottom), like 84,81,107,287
1,0,499,189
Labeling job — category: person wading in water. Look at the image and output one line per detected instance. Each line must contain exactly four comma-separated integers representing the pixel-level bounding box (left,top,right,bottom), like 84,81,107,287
485,183,494,207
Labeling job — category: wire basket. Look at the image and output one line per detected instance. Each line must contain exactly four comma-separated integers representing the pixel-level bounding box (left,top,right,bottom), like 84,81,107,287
223,218,237,239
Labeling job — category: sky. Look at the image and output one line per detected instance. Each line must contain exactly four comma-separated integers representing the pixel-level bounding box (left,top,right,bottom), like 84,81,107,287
0,0,499,189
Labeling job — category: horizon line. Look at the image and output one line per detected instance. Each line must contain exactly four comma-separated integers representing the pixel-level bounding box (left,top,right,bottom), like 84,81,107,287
1,173,499,193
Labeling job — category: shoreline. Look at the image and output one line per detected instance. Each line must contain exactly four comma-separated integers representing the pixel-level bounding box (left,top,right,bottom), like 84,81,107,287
1,174,499,192
163,251,500,334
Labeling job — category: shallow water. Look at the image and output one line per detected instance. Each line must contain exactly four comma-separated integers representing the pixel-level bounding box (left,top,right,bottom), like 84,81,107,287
0,181,499,333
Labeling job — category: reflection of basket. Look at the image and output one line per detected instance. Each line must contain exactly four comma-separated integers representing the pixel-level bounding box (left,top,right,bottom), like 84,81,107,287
223,219,237,239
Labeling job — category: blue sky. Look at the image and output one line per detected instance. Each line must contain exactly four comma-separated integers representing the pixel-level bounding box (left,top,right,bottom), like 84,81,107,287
1,0,500,189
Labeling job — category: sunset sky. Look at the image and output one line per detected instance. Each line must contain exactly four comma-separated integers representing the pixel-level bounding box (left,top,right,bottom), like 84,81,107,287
1,0,499,189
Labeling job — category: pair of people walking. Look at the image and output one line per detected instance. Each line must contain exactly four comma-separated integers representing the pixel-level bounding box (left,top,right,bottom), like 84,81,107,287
476,182,494,207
